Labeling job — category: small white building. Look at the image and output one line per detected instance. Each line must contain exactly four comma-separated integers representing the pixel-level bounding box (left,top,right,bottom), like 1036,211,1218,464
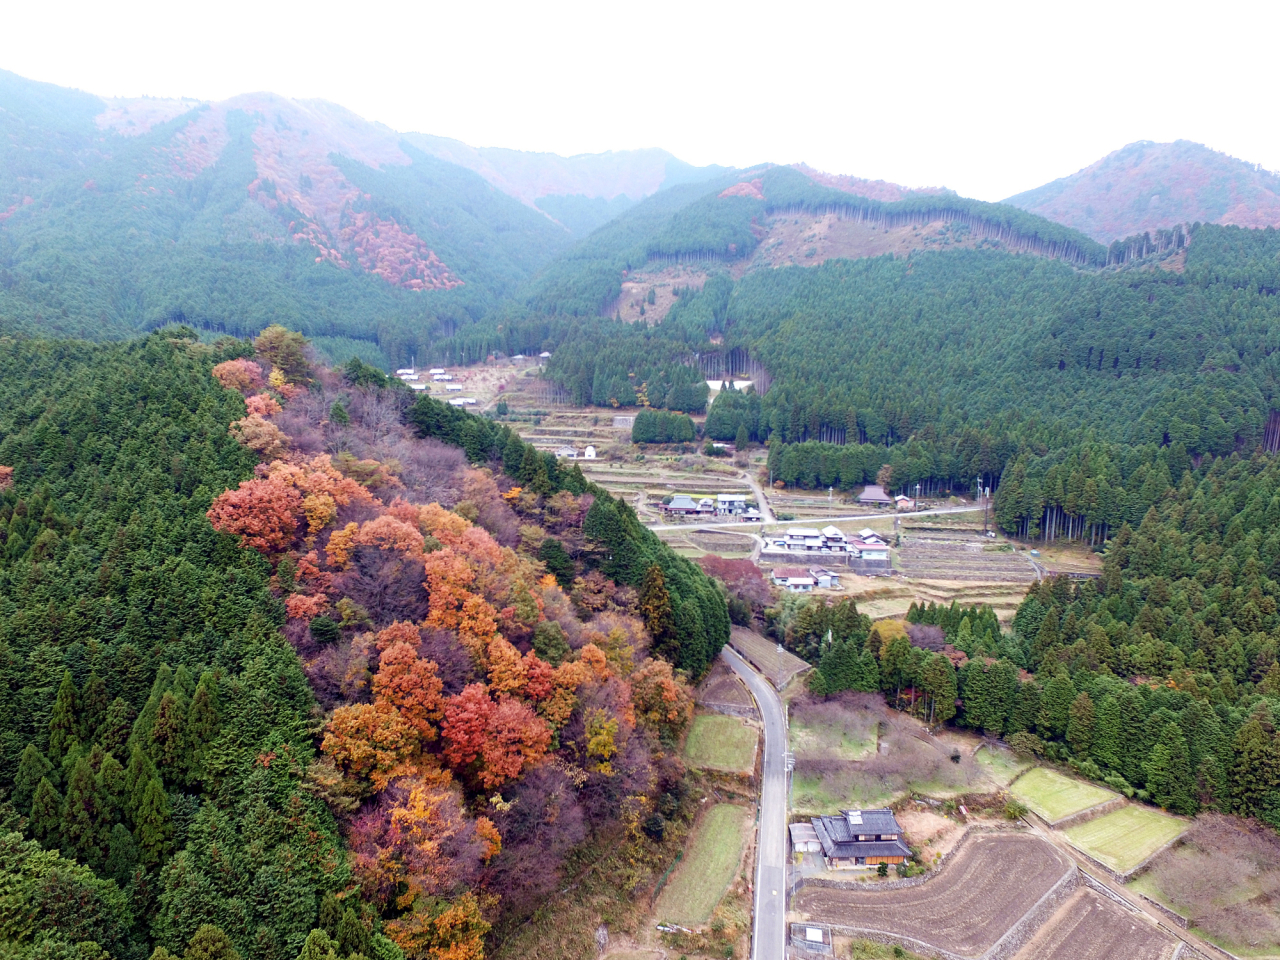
554,446,578,459
583,445,596,459
408,381,429,391
428,368,445,375
789,821,822,854
539,351,552,359
810,567,841,589
395,367,415,376
772,566,816,592
432,373,454,382
852,540,890,562
445,384,464,392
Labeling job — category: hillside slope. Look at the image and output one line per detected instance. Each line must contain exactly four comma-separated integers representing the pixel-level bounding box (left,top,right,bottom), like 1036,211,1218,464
0,71,571,364
1005,140,1280,242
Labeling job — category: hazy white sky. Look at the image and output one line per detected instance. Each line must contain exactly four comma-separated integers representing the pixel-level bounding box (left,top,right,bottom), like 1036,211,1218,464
3,0,1274,201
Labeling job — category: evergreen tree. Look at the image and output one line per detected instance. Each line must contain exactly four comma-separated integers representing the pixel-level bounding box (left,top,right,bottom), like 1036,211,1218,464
1231,716,1280,818
298,929,340,960
1006,681,1041,735
1145,722,1196,815
185,675,220,780
13,743,53,812
151,691,189,782
639,565,677,661
734,423,750,449
336,909,370,958
317,894,342,938
30,776,63,848
1066,691,1096,757
183,925,242,960
134,776,173,868
82,673,109,743
126,743,159,821
48,670,81,763
537,537,575,590
97,751,127,827
62,754,106,868
105,822,138,885
1090,695,1122,770
922,655,957,725
1038,672,1075,739
99,698,136,757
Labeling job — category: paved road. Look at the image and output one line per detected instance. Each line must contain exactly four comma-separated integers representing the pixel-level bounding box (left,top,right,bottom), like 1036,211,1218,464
723,646,788,960
645,504,982,533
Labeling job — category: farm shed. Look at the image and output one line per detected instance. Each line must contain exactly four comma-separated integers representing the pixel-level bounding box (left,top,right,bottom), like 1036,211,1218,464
811,808,910,868
790,821,822,853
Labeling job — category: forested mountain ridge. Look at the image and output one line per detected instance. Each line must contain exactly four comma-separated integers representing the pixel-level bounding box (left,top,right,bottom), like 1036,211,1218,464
0,70,574,366
1005,140,1280,243
0,325,728,960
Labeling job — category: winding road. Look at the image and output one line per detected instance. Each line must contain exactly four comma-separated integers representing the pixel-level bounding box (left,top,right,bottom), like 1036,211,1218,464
645,503,982,533
723,646,788,960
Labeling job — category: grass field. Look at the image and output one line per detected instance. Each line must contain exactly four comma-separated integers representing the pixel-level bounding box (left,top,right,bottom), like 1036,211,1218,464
973,744,1032,787
1009,767,1117,823
655,804,749,926
683,715,758,773
1063,805,1186,874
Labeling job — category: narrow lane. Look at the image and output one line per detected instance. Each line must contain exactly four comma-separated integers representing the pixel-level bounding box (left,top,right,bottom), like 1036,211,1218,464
645,504,982,533
723,646,788,960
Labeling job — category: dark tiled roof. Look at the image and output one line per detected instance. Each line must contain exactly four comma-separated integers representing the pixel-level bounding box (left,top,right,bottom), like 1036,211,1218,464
811,809,910,860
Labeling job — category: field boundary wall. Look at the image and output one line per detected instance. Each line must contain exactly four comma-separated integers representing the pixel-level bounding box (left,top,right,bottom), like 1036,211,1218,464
1134,891,1189,929
1047,795,1126,829
700,699,759,721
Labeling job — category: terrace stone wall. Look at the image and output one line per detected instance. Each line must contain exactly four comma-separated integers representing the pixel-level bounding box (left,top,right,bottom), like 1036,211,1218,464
1047,795,1126,829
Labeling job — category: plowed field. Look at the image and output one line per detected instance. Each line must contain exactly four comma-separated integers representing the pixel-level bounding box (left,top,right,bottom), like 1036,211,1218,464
1011,888,1176,960
794,833,1072,958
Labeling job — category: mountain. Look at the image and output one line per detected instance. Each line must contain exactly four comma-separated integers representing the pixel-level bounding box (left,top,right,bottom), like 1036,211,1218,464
405,133,730,234
1004,140,1280,242
0,71,576,365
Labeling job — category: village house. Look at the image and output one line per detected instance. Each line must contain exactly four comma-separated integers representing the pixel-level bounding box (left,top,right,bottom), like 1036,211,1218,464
810,567,841,589
858,484,893,506
554,446,578,459
716,493,748,516
895,494,916,511
771,566,816,592
810,809,910,868
850,539,890,563
663,494,699,515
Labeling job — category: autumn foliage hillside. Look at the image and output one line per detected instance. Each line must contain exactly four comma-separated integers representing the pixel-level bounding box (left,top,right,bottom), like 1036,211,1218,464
203,329,722,959
1005,139,1280,242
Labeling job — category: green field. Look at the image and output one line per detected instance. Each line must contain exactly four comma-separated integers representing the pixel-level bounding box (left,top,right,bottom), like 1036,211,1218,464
1009,767,1117,822
683,715,758,773
973,744,1032,786
655,804,749,926
1063,805,1186,874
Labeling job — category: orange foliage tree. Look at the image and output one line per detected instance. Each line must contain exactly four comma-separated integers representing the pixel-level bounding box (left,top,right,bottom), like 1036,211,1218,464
206,477,301,554
229,414,291,459
629,658,694,742
212,357,265,391
374,639,445,742
322,701,420,790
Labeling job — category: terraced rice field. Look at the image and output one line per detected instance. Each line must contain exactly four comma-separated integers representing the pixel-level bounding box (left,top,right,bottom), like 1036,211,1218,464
795,833,1073,958
897,528,1037,583
654,804,749,926
683,714,758,773
973,744,1033,787
1062,805,1187,875
728,627,810,688
1010,767,1118,823
1011,888,1175,960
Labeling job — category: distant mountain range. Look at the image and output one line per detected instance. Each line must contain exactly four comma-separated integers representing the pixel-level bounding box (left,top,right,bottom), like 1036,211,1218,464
1004,140,1280,243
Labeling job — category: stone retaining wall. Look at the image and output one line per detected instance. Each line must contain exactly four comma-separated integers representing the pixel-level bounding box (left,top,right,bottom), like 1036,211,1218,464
984,866,1078,960
1135,891,1190,929
699,699,759,721
1047,795,1126,829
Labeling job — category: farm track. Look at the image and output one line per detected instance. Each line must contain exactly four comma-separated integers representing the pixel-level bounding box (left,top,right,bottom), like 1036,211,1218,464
794,833,1073,959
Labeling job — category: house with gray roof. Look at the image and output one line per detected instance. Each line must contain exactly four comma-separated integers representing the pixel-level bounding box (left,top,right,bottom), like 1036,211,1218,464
810,808,910,868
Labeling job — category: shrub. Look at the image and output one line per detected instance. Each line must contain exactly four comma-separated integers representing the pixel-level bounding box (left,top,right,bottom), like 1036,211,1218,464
1004,799,1029,820
877,862,888,877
